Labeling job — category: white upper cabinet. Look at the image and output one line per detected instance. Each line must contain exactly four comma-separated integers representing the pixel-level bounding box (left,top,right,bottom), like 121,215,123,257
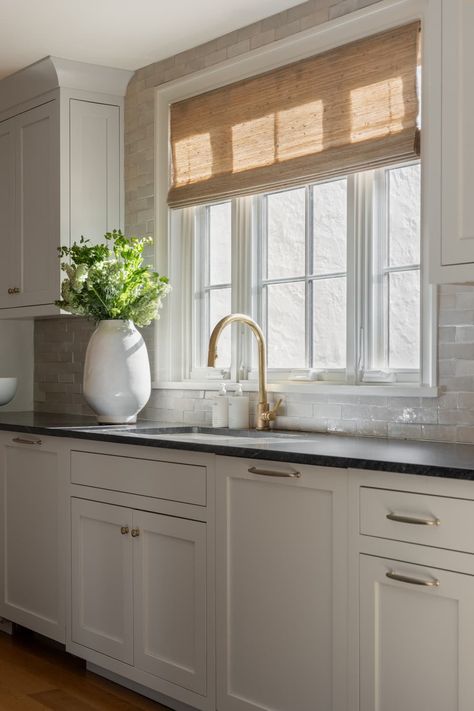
0,57,132,315
431,0,474,282
15,101,60,307
0,118,16,300
69,100,120,245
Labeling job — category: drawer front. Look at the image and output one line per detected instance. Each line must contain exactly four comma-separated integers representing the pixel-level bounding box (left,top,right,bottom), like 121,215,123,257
360,486,474,553
71,451,206,506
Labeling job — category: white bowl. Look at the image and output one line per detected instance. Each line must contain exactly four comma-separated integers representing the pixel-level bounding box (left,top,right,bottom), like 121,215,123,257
0,378,17,406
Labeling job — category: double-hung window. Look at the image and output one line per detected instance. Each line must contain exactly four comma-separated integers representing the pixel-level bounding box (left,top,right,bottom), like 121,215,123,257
165,21,427,388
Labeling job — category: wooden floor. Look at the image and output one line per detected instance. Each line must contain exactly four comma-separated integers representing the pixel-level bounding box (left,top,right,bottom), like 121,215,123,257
0,629,171,710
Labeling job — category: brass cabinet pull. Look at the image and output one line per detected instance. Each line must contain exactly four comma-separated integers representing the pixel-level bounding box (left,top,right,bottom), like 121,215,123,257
7,288,20,295
131,528,140,538
248,466,301,479
12,437,42,446
386,570,440,587
120,526,129,535
386,512,440,526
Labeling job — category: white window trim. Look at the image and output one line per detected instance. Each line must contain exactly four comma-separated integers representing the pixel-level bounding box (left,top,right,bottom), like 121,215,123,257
153,0,440,396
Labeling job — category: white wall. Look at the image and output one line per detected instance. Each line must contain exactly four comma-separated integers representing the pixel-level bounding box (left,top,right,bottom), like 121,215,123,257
0,320,34,411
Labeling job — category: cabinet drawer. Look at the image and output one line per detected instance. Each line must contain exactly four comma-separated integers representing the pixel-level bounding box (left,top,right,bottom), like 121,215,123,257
360,486,474,553
71,451,206,506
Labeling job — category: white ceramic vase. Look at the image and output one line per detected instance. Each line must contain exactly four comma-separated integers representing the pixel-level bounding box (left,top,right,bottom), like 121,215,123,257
83,320,151,424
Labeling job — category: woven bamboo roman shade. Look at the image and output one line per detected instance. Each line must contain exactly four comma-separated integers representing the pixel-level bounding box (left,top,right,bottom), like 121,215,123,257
168,22,421,208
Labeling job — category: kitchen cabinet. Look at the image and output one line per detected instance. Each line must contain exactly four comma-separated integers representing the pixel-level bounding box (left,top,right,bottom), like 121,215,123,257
67,439,214,710
215,456,349,711
0,56,131,315
0,101,60,309
354,472,474,711
71,497,207,694
429,0,474,282
359,554,474,711
0,433,65,642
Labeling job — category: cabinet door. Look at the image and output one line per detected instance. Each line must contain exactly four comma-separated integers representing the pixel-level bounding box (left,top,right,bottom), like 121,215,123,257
360,554,474,711
216,458,348,711
70,100,120,244
71,499,133,664
133,510,207,695
0,438,64,641
0,118,19,308
15,101,60,307
440,0,474,270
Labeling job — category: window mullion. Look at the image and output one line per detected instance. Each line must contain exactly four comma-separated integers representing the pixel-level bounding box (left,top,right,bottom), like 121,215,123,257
346,173,358,384
368,169,385,371
232,196,254,380
306,185,313,369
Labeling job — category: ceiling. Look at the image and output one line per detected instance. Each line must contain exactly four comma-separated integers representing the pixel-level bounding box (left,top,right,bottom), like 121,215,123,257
0,0,305,80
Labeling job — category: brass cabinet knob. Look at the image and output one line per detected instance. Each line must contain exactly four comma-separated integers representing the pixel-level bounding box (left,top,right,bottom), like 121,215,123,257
120,526,129,535
131,528,140,538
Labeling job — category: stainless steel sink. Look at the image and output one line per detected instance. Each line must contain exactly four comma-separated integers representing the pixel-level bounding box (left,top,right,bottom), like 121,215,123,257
66,425,306,446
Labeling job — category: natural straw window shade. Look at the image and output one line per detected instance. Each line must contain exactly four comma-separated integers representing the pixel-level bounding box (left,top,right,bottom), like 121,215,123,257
168,21,421,208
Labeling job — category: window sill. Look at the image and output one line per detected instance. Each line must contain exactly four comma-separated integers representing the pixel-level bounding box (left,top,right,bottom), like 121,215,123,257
152,381,439,398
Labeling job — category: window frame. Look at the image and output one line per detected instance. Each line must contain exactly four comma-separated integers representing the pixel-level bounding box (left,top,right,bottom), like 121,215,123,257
154,0,438,394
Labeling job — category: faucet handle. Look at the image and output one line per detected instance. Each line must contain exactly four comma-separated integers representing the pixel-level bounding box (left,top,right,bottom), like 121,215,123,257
262,398,282,423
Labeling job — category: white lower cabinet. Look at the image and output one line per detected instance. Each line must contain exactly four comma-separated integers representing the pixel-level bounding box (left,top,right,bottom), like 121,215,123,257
359,554,474,711
71,497,207,695
0,435,65,642
215,457,348,711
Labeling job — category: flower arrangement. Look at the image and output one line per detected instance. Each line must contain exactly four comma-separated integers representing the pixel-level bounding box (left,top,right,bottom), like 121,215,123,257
56,230,170,327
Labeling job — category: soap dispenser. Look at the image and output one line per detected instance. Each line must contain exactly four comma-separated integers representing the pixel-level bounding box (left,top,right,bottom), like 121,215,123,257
212,383,229,428
228,383,249,429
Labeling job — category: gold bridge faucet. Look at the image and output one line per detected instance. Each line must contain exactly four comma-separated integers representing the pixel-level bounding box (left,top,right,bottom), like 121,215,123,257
207,313,282,431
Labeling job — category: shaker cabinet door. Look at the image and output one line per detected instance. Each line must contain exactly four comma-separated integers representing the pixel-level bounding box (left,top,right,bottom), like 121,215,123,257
360,554,474,711
71,498,134,664
69,99,121,245
0,437,64,641
133,510,207,695
15,101,60,307
0,118,19,308
216,457,348,711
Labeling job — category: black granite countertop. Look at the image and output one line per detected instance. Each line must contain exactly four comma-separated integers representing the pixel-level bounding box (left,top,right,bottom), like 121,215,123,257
1,411,474,481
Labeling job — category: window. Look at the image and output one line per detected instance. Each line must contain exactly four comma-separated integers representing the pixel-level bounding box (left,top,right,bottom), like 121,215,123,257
188,161,421,383
160,17,428,389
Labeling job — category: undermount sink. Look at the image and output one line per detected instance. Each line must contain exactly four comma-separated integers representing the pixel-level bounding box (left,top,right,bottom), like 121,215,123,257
68,425,306,446
0,378,17,406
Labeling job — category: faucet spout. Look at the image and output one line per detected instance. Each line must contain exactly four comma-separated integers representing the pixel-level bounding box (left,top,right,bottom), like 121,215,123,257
207,313,280,430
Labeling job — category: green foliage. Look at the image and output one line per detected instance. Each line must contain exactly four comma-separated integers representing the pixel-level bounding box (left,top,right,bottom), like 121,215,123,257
55,230,171,327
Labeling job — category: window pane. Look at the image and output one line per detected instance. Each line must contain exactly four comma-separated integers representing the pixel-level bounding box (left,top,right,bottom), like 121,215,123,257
313,277,346,369
209,288,231,367
267,188,305,279
313,179,347,275
388,164,421,267
388,270,420,369
209,202,231,285
266,282,305,368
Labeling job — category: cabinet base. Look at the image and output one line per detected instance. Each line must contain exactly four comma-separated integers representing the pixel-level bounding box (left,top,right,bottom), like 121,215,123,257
87,663,198,711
